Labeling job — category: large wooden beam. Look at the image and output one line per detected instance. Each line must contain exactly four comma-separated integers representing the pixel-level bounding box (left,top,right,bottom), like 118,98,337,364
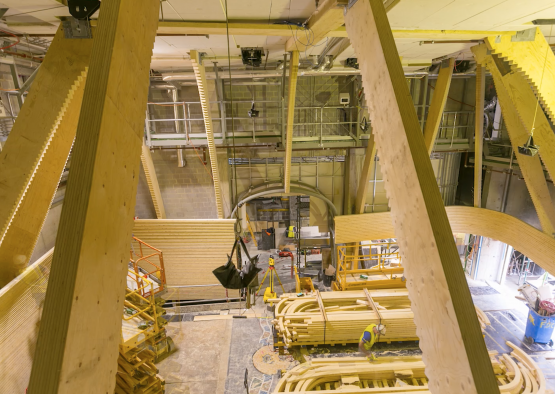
0,76,87,287
140,144,166,219
27,0,159,392
0,27,90,256
284,50,300,194
285,0,347,52
423,58,454,155
472,45,555,236
354,133,376,214
474,64,485,208
190,50,224,219
88,20,517,40
335,206,555,276
479,51,555,188
344,1,497,393
485,28,555,123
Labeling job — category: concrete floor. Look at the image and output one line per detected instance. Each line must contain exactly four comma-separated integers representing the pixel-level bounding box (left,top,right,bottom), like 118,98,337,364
157,252,555,394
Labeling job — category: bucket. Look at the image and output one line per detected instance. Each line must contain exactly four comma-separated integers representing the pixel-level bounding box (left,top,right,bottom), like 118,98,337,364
524,307,555,345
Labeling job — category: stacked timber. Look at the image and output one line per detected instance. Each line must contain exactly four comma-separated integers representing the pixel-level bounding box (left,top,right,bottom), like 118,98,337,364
115,349,165,394
273,342,546,393
273,290,418,347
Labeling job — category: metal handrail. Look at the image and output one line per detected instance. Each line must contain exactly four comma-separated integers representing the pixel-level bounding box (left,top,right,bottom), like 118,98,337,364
130,236,167,298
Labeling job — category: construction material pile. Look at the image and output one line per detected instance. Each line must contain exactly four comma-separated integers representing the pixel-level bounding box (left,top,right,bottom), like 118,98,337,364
273,342,546,393
273,289,418,347
115,349,165,394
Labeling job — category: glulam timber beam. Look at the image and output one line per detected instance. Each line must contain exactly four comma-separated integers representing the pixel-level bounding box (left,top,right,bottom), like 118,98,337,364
354,133,376,214
285,0,347,52
423,58,455,155
485,28,555,123
27,1,159,393
474,64,485,207
0,76,87,286
190,50,224,219
284,50,300,194
476,49,555,188
344,1,497,393
140,143,166,219
89,20,516,40
0,26,91,279
473,44,555,236
335,206,555,276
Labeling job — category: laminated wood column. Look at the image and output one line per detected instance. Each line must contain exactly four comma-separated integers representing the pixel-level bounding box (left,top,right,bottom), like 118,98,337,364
485,28,555,123
284,50,299,193
354,133,376,214
474,64,485,207
0,27,91,260
140,143,166,219
344,1,498,393
475,45,555,189
190,50,224,218
472,45,555,236
423,58,455,155
27,0,159,393
0,78,87,286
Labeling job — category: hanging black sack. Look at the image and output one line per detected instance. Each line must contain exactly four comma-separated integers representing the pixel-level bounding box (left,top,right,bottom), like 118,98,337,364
212,237,261,289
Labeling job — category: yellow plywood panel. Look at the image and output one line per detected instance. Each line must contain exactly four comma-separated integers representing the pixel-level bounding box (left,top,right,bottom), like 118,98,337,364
132,219,238,300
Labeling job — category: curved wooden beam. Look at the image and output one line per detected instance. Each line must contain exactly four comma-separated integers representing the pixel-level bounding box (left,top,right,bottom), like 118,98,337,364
335,206,555,275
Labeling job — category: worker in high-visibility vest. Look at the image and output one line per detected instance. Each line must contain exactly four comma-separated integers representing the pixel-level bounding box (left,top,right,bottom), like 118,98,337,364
287,225,296,238
358,324,386,361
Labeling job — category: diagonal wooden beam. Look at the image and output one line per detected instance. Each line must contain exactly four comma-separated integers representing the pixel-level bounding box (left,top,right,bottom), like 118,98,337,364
474,64,485,208
0,27,91,255
285,0,347,52
27,0,159,392
140,143,166,219
473,45,555,236
423,58,455,155
485,28,555,123
190,50,224,219
483,52,555,189
0,75,88,287
284,50,300,194
344,1,497,393
354,133,376,214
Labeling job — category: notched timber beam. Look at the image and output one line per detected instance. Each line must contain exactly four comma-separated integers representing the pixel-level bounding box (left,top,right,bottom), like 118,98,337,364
472,44,555,236
0,75,87,286
190,50,224,219
0,26,91,262
284,50,300,194
485,28,555,123
344,1,497,393
140,143,166,219
423,58,454,155
27,0,159,392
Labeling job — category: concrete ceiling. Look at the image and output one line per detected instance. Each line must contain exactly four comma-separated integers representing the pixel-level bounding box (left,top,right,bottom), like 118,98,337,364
1,0,555,72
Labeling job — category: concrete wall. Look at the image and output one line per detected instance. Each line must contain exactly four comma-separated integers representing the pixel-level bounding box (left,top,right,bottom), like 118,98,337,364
135,149,221,219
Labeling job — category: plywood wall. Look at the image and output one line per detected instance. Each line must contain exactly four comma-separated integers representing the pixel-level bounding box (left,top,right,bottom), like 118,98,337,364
0,249,53,393
132,219,239,300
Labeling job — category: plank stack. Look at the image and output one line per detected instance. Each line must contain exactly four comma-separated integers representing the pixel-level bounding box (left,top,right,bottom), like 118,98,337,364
273,289,418,347
115,349,165,394
273,342,546,393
